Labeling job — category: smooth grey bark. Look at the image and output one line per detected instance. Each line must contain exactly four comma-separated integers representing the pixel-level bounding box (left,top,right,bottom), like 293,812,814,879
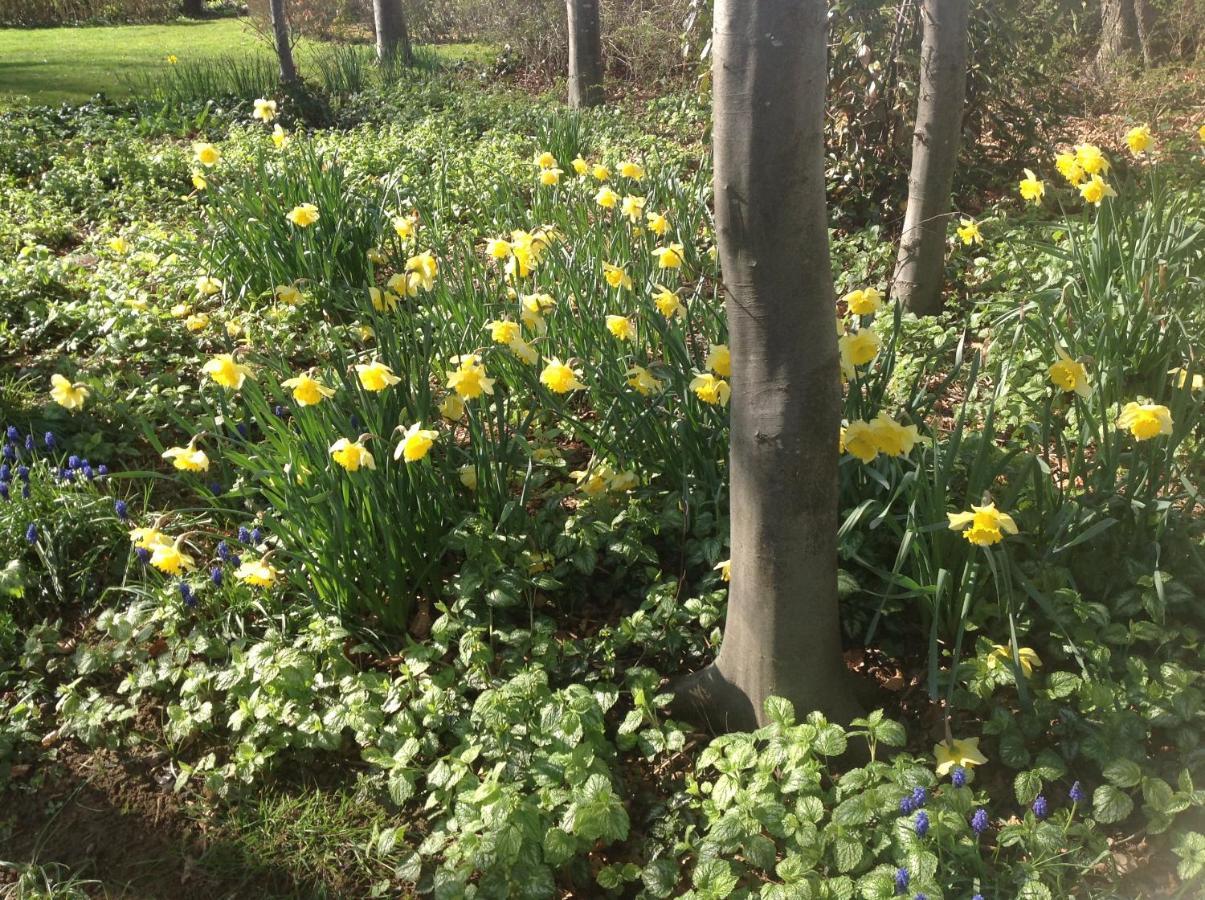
268,0,298,85
1096,0,1141,75
566,0,604,108
373,0,414,67
890,0,970,317
672,0,861,732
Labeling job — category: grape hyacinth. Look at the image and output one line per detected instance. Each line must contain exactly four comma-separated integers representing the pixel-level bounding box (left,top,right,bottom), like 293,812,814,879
894,868,909,895
217,540,233,562
0,483,9,501
1069,781,1085,803
115,499,129,521
1032,795,1049,819
179,581,196,607
971,808,989,834
951,766,967,787
5,425,18,443
250,527,263,544
238,526,252,544
911,786,928,808
210,566,223,587
135,546,151,565
899,794,916,815
25,523,38,544
914,810,930,837
44,431,56,449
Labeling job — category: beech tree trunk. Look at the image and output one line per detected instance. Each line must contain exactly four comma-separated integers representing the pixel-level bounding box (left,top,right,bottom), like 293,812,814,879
268,0,298,85
182,0,205,17
1097,0,1140,75
890,0,970,317
373,0,414,67
566,0,604,108
672,0,860,732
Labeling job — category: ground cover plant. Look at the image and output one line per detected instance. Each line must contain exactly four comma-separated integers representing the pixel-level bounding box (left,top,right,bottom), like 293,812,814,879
1,9,1205,900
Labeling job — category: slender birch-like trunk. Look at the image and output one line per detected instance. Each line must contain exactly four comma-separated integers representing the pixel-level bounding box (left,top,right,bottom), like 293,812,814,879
373,0,414,67
566,0,604,108
268,0,298,85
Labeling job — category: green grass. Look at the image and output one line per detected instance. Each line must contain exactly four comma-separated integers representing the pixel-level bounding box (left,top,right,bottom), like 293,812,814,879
0,19,496,106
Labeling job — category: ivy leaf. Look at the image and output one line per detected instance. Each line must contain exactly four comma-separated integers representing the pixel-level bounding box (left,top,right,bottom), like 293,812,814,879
1093,784,1135,824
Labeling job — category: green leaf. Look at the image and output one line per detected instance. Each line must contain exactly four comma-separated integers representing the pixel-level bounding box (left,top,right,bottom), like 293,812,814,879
641,857,679,899
1103,758,1143,789
1093,784,1135,824
814,725,848,757
833,835,863,873
833,794,872,826
1014,770,1043,805
1173,831,1205,882
692,857,738,898
873,719,906,748
1142,777,1174,812
764,696,796,726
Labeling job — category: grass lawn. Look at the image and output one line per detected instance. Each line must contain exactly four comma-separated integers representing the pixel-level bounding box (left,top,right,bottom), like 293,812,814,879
0,19,494,106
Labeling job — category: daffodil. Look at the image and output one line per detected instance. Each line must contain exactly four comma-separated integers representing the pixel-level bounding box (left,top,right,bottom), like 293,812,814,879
185,313,209,332
1055,151,1085,186
933,737,988,776
626,365,663,396
603,263,632,290
329,438,375,472
1079,174,1116,206
540,358,586,394
689,373,730,407
987,644,1043,677
236,556,280,587
645,211,669,236
1048,348,1091,397
49,374,89,410
162,440,209,473
844,287,883,316
653,284,684,319
619,160,645,180
606,315,635,341
387,273,418,299
535,150,556,169
391,213,417,239
652,243,685,269
130,527,169,551
446,355,495,399
1116,401,1173,440
1018,168,1045,203
956,218,983,246
286,203,320,227
508,338,538,366
714,559,731,582
571,466,611,497
282,373,335,406
439,393,465,421
948,502,1019,547
539,167,563,186
166,54,178,64
107,236,129,254
252,98,277,122
571,156,589,175
621,195,646,224
840,329,881,367
355,361,400,392
705,344,731,377
151,540,195,576
405,251,438,291
595,186,619,209
842,420,878,463
458,465,478,490
202,354,253,390
591,164,611,181
609,470,638,492
394,422,438,463
1125,124,1153,155
868,412,919,458
274,283,302,305
272,124,288,149
1075,143,1109,175
369,286,400,311
486,238,512,259
487,319,522,345
1169,367,1203,391
193,143,220,167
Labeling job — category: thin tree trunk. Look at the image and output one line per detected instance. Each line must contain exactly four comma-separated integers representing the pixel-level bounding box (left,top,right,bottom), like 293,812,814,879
566,0,604,108
1133,0,1162,67
890,0,970,316
672,0,861,732
373,0,414,67
1096,0,1140,76
268,0,298,85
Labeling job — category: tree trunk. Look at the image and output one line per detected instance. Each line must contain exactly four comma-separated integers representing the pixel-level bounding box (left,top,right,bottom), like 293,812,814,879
672,0,861,733
890,0,970,317
1096,0,1140,76
566,0,604,108
373,0,414,67
181,0,205,17
268,0,298,85
1132,0,1164,67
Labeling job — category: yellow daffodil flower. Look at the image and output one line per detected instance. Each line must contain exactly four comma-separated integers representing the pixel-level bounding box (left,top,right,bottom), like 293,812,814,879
286,203,320,227
487,319,522,345
508,338,538,365
394,422,438,463
956,217,983,246
202,354,253,390
195,275,223,296
162,439,209,473
606,315,635,341
844,287,883,316
571,156,589,175
439,393,465,421
1055,151,1085,186
842,420,878,463
591,164,610,181
1169,367,1203,391
50,374,89,410
274,283,302,305
619,161,645,180
603,263,632,290
369,287,400,312
987,644,1043,677
1075,143,1109,175
626,365,663,396
107,236,129,254
355,360,400,392
1079,174,1116,206
193,143,220,167
948,502,1019,547
282,373,335,406
689,373,730,407
458,465,478,490
540,358,586,394
272,124,288,149
151,540,195,576
329,438,375,472
646,211,669,236
595,186,619,209
653,284,684,319
252,98,277,122
1116,401,1173,440
714,559,731,582
621,195,646,224
539,167,563,186
1048,348,1091,397
392,213,417,239
933,737,988,775
1018,168,1045,203
535,150,556,169
868,412,919,458
405,251,438,291
652,243,685,269
446,354,495,399
840,329,881,367
705,344,731,377
185,313,209,332
236,556,280,587
130,527,169,550
1125,124,1153,155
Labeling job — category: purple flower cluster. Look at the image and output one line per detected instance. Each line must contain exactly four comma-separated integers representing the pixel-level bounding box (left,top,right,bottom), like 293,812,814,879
899,785,929,815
